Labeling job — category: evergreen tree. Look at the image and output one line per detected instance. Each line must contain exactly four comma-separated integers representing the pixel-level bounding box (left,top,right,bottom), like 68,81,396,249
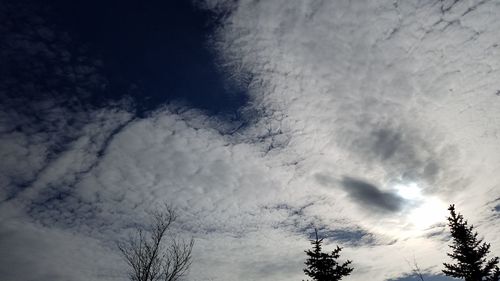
304,229,353,281
443,204,500,281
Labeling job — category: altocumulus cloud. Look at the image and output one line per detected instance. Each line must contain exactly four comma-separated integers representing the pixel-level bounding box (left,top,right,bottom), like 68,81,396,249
202,0,500,279
2,1,500,281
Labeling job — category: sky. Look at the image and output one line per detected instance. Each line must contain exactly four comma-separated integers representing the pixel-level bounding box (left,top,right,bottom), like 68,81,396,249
1,0,500,280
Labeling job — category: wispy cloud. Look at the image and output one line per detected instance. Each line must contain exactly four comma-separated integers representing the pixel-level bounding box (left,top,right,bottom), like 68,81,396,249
2,0,500,281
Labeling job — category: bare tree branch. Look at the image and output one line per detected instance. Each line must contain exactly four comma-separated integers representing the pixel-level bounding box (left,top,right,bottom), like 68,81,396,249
164,238,194,281
118,204,194,281
405,257,425,281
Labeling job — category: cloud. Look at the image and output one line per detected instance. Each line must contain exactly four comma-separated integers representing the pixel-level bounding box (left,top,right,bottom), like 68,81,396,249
2,0,500,281
199,0,500,278
0,217,124,281
389,274,458,281
340,177,405,213
312,227,377,247
352,127,443,184
315,173,406,213
0,0,132,203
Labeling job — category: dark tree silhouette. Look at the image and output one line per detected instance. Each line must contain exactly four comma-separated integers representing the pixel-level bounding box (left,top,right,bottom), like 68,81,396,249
443,204,500,281
118,205,194,281
303,229,353,281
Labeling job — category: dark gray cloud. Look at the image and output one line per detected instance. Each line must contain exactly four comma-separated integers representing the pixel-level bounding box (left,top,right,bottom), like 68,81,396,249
315,174,406,213
372,128,403,160
312,227,377,247
334,122,463,198
265,203,379,246
263,202,388,248
340,177,405,213
356,126,443,185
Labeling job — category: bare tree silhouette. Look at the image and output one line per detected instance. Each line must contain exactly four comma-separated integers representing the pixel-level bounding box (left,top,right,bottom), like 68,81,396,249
405,257,425,281
443,204,500,281
118,205,194,281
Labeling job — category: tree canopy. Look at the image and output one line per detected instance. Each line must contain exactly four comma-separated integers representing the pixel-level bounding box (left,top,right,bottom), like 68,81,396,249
304,229,353,281
443,204,500,281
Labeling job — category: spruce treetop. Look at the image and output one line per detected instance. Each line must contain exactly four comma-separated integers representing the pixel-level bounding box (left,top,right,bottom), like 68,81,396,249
304,229,353,281
443,204,500,281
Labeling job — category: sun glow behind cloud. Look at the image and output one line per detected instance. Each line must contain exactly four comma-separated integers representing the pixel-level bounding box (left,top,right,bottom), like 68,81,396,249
409,198,447,230
103,0,500,278
2,0,500,281
393,182,448,231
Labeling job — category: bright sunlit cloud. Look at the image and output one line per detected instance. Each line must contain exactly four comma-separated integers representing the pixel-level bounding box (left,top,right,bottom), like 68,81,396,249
394,182,422,201
408,198,447,230
393,182,447,230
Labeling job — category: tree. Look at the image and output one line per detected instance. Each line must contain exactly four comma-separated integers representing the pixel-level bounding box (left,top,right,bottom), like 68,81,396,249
303,229,353,281
406,258,426,281
118,205,194,281
443,204,500,281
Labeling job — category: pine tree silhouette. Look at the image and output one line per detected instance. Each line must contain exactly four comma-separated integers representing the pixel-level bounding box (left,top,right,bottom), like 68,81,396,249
303,229,353,281
443,204,500,281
